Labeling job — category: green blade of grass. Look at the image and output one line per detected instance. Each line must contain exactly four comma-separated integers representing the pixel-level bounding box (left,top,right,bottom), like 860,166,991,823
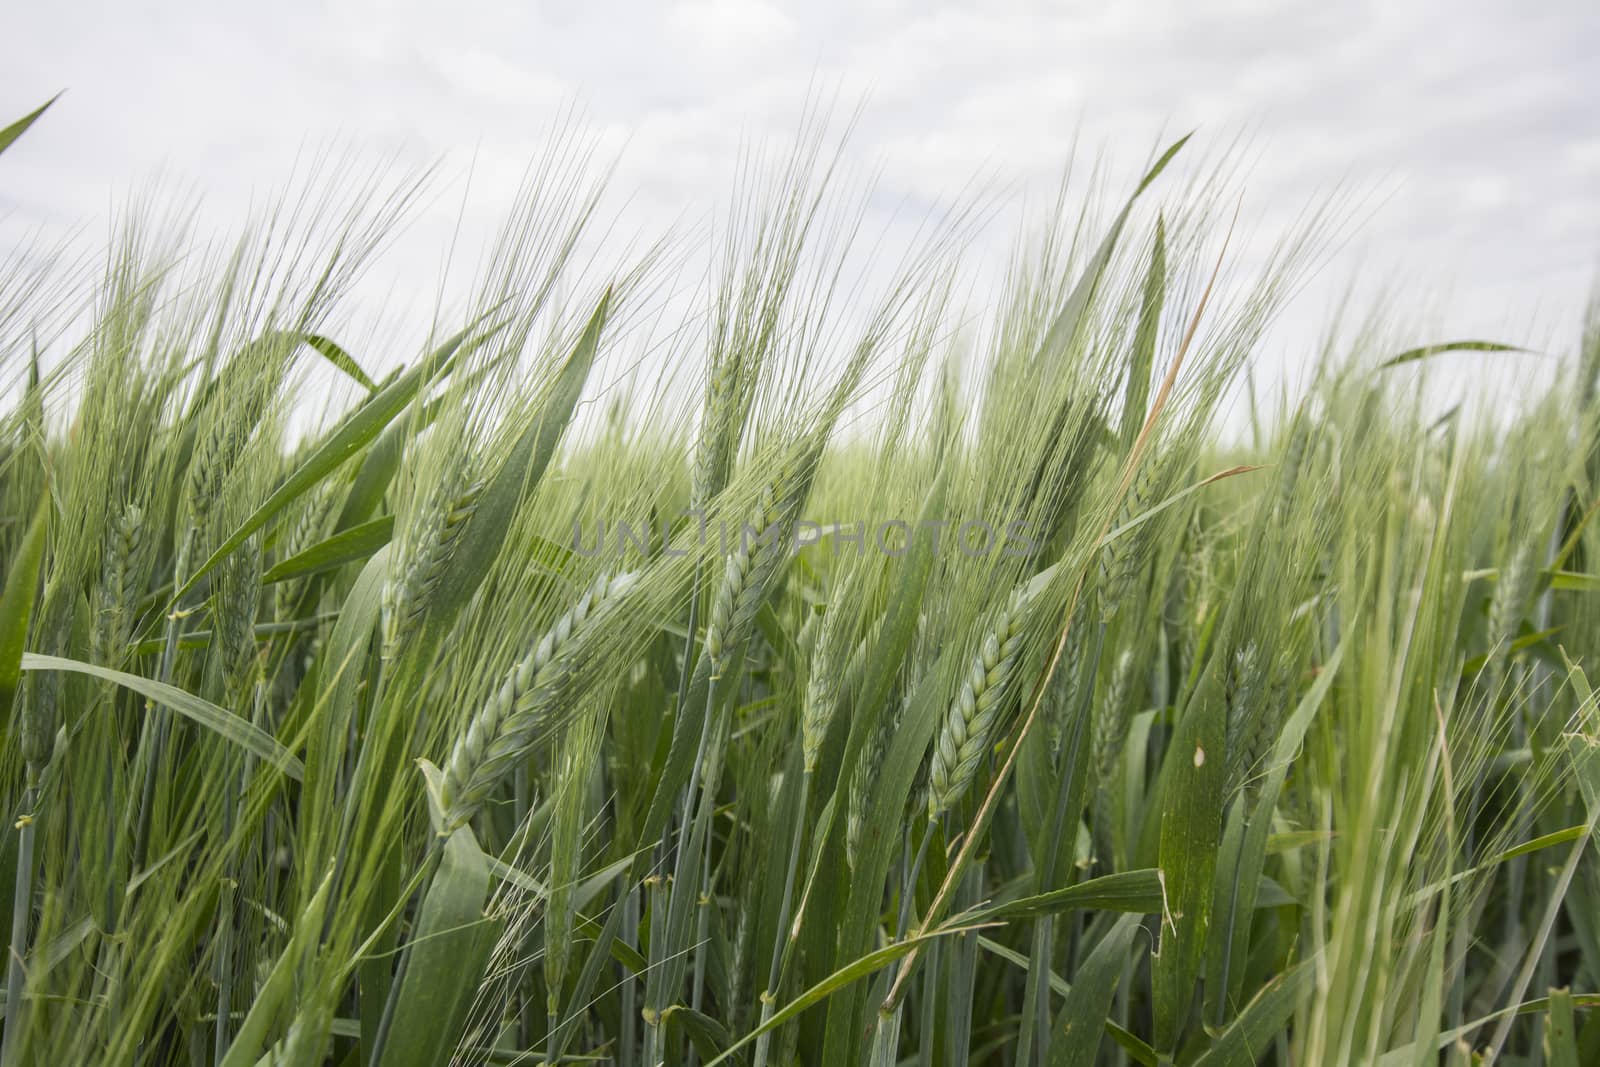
1547,988,1580,1067
217,870,333,1067
376,825,500,1067
1376,340,1526,370
955,869,1167,925
300,543,390,871
1190,958,1314,1065
1119,214,1166,450
1035,134,1190,367
662,1006,741,1067
1209,631,1348,1018
297,333,378,392
976,935,1161,1066
20,653,302,779
707,923,994,1067
0,93,61,157
260,515,394,585
1151,658,1227,1050
1049,914,1143,1067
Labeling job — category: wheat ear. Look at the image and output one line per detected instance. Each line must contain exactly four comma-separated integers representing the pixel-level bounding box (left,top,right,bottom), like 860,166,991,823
439,571,639,828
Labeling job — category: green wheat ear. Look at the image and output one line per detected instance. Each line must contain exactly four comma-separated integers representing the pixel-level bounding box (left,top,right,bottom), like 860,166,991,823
439,570,640,830
0,100,1589,1067
927,582,1037,821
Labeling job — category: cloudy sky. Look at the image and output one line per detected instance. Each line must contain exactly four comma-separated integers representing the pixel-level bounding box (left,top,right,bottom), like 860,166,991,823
3,0,1597,411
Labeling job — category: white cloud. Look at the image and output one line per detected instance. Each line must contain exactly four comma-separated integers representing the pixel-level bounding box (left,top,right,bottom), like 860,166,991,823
668,0,795,53
0,0,1596,411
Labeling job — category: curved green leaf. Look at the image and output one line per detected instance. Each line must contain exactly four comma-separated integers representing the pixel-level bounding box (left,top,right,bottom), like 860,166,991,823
1036,133,1189,367
1191,958,1313,1066
261,515,394,585
663,1006,740,1067
377,825,499,1067
706,923,991,1067
21,653,302,779
301,543,390,872
328,351,506,535
0,93,61,157
956,869,1166,926
1377,339,1526,370
298,333,377,392
1050,914,1143,1067
1119,213,1166,450
1153,653,1226,1051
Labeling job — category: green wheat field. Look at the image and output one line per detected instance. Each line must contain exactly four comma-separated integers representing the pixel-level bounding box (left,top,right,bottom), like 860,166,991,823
2,96,1599,1066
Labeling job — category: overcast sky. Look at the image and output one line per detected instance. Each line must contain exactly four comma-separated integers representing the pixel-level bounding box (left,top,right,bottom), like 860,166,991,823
3,0,1598,414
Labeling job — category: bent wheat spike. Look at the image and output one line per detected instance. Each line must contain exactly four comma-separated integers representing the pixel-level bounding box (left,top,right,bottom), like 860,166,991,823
927,583,1035,821
439,571,639,829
